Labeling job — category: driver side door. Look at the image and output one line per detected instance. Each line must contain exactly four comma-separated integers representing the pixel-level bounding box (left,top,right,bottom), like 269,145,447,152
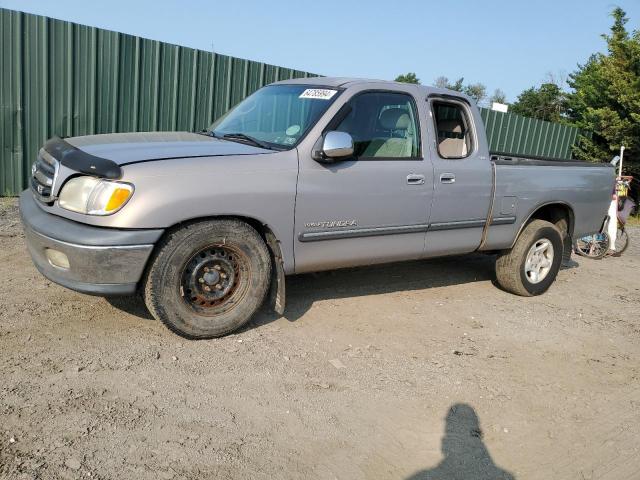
293,89,433,273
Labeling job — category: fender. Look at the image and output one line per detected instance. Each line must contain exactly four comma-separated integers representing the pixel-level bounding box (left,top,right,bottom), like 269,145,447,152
510,200,575,249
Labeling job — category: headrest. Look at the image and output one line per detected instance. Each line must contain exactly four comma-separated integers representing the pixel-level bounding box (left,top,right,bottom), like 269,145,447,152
379,108,411,130
438,120,464,134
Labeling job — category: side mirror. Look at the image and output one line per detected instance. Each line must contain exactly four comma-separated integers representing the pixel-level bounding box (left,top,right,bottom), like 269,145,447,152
321,131,354,161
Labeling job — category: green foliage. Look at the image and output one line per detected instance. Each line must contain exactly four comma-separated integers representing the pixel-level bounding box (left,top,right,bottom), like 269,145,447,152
464,83,487,104
510,83,568,122
434,76,487,104
565,7,640,171
395,72,420,84
489,89,507,105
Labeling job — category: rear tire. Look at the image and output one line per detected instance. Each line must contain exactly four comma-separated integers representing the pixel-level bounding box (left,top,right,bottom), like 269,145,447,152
495,220,563,296
144,219,271,339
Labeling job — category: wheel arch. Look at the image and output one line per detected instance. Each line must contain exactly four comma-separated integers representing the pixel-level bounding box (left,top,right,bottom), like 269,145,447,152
511,201,575,250
144,214,288,314
159,214,285,256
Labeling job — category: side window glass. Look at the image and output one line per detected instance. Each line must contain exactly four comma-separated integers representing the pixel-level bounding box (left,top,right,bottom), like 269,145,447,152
432,102,473,159
334,92,420,159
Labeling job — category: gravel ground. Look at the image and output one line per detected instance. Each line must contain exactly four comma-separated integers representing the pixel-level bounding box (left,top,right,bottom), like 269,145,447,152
1,197,639,480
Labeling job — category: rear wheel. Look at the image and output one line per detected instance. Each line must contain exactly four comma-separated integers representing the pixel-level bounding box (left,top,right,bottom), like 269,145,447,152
144,219,271,339
495,220,563,296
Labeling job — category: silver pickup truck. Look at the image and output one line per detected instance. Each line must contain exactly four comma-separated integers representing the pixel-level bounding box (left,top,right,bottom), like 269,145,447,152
20,77,614,338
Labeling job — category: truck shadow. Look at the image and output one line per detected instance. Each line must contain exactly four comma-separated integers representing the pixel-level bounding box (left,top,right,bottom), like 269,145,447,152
105,295,155,320
253,253,497,326
105,253,497,327
106,253,581,331
406,403,516,480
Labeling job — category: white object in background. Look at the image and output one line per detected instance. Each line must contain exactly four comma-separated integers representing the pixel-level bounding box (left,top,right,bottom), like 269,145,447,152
492,102,509,113
607,198,618,250
618,145,625,178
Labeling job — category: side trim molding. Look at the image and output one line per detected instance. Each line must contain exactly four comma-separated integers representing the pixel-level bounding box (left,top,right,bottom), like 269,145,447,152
491,216,517,225
429,219,486,231
298,216,517,243
299,224,429,242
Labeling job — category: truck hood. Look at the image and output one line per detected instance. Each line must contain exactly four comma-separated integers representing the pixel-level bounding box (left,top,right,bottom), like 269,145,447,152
66,131,271,166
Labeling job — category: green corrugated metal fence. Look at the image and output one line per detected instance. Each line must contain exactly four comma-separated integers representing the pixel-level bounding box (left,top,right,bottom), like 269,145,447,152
0,8,316,195
479,108,579,159
1,8,583,196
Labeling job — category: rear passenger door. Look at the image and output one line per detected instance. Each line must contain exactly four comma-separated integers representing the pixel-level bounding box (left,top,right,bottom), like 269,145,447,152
294,89,433,273
424,97,493,256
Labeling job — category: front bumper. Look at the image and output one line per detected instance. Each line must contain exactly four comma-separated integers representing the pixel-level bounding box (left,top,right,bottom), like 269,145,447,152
19,190,164,296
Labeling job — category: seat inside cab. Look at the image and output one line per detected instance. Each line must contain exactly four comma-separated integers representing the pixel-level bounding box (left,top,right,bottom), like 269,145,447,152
362,107,416,158
433,102,471,158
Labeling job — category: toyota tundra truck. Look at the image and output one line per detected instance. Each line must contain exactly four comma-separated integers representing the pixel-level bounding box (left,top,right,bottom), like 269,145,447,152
20,77,615,339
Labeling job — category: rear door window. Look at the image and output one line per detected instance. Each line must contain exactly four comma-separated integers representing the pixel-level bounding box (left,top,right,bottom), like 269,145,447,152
432,101,473,159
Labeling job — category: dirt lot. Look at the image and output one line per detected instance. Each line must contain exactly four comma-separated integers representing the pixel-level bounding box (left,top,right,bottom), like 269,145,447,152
1,197,639,480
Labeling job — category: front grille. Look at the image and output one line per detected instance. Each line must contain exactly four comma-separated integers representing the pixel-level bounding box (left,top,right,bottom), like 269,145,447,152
30,149,59,203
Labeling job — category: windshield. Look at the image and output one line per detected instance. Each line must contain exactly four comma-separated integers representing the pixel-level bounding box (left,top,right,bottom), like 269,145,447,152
209,85,341,149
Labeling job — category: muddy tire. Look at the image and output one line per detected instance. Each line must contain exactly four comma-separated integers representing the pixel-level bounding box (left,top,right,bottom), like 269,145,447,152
495,219,563,297
144,219,271,339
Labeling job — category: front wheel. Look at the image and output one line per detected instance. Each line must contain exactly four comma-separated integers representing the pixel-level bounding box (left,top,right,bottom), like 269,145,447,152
495,219,564,296
144,219,271,339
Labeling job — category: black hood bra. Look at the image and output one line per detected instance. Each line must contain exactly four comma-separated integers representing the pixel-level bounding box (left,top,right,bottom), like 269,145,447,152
44,136,122,179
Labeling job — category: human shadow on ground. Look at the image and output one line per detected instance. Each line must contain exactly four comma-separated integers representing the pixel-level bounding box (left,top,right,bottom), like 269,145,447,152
406,403,515,480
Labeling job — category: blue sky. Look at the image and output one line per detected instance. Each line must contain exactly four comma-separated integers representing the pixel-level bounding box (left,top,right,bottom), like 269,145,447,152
1,0,639,102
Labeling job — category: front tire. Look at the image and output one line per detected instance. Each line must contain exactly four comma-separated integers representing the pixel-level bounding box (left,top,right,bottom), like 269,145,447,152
144,219,271,339
495,219,563,296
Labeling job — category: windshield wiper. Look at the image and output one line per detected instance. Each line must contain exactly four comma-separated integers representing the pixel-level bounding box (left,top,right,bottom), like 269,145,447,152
220,133,275,150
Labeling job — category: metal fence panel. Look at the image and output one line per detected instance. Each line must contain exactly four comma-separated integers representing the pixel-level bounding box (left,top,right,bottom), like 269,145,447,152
1,8,583,195
479,107,580,159
0,8,317,195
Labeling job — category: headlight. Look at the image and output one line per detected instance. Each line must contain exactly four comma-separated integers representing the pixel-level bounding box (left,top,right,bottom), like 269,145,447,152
58,176,134,215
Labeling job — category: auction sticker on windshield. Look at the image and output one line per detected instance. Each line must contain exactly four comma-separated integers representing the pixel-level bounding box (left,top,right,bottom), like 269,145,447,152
299,89,338,100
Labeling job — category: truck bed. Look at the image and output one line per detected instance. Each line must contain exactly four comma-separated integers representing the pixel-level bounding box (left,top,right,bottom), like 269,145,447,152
482,154,615,251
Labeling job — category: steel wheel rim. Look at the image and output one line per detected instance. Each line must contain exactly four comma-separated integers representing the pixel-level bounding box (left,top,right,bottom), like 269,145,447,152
179,244,251,316
524,238,554,284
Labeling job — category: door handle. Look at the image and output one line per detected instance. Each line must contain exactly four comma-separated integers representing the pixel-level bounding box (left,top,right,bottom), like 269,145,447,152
440,173,456,184
406,174,425,185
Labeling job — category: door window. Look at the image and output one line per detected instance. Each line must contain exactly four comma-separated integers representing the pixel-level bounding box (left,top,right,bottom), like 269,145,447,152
432,101,473,159
334,92,420,159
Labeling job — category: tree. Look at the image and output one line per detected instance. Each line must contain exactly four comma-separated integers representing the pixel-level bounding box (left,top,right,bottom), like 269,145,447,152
434,76,464,91
566,7,640,171
463,83,487,104
489,89,507,105
395,72,420,84
510,83,567,122
433,76,487,104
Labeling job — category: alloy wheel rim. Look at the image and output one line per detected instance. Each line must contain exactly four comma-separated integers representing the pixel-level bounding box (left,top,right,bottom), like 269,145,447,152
524,239,554,284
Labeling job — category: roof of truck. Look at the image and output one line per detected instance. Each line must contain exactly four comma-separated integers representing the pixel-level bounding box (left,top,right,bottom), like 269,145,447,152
273,76,473,101
273,77,391,87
